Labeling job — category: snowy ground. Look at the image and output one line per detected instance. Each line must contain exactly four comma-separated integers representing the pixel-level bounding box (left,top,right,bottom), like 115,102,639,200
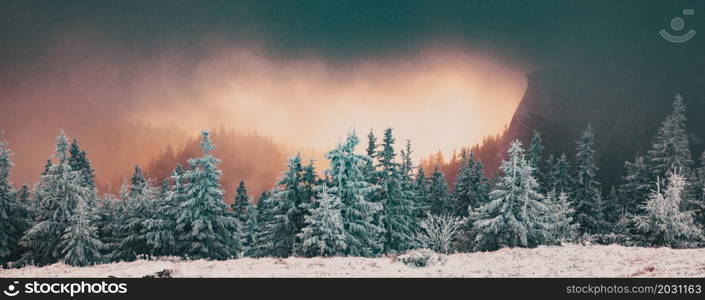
2,244,705,278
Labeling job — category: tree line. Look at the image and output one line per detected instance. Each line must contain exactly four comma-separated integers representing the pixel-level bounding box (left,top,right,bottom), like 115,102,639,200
0,94,704,267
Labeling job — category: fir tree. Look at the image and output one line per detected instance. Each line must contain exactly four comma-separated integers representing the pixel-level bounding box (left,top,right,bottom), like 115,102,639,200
60,197,103,266
0,134,18,263
631,172,703,248
547,153,574,195
452,152,490,216
472,140,548,251
603,186,622,225
68,138,96,189
259,154,304,257
143,176,178,257
232,180,250,223
544,190,578,244
113,174,157,260
326,132,383,256
241,198,258,257
252,190,275,257
176,131,239,259
414,168,429,218
691,151,705,225
95,193,122,260
526,130,544,170
573,124,604,234
646,94,694,182
296,185,347,257
376,128,415,253
428,166,451,215
21,131,92,266
618,155,651,215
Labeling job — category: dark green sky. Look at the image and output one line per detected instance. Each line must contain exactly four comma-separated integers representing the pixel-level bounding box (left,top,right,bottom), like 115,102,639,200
2,0,704,71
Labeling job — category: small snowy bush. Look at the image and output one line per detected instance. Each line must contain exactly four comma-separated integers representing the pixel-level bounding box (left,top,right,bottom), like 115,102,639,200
397,249,445,267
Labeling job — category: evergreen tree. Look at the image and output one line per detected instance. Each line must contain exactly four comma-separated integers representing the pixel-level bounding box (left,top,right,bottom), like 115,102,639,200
413,168,429,217
95,193,122,260
526,130,544,170
259,154,304,257
21,131,91,266
544,190,578,244
326,132,383,256
68,138,96,189
603,186,622,225
646,94,694,182
60,197,103,266
0,134,18,263
232,180,250,223
452,152,490,216
428,166,451,215
252,190,275,257
631,172,703,248
241,198,258,257
143,176,178,257
618,155,651,215
472,140,548,251
573,124,604,234
376,128,415,252
296,185,347,257
113,173,157,260
547,153,574,195
691,151,705,225
176,131,239,259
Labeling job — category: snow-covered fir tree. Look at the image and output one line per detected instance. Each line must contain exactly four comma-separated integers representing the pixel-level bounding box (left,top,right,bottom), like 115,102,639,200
646,94,694,182
472,140,548,251
544,190,578,244
413,168,430,218
526,130,544,170
143,173,179,256
572,124,604,234
428,166,452,215
176,131,239,259
452,151,490,217
95,193,122,259
631,172,703,248
0,133,18,263
545,153,574,195
296,184,347,257
252,190,275,257
60,196,103,266
113,169,158,260
241,197,258,257
259,154,305,257
21,131,92,266
232,180,250,224
68,138,96,190
618,155,651,215
326,132,383,257
691,151,705,226
376,128,415,253
603,186,622,225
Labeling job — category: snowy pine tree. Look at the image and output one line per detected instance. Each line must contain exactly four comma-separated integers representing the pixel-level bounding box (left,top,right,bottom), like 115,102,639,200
472,140,549,251
428,166,451,215
296,184,347,257
21,131,92,266
573,124,604,234
60,196,103,266
113,167,158,260
232,180,250,224
646,94,694,182
414,168,430,218
544,190,578,244
259,154,305,257
376,128,415,253
618,155,651,215
452,151,490,216
0,134,18,263
326,132,383,257
526,130,544,170
176,131,239,259
631,172,703,248
241,197,258,257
